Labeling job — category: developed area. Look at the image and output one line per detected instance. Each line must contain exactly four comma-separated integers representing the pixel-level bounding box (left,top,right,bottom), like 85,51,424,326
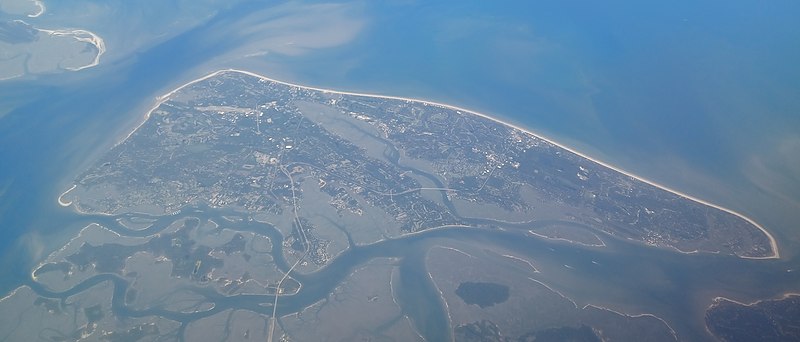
0,70,780,341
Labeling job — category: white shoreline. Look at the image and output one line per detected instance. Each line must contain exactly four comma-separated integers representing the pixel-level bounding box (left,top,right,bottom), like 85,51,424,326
27,0,45,17
57,184,76,207
709,292,800,308
582,303,679,340
118,68,780,259
499,253,540,273
427,245,457,339
37,27,106,71
527,277,578,309
0,20,104,81
0,71,25,82
30,223,113,281
0,285,28,304
527,229,606,248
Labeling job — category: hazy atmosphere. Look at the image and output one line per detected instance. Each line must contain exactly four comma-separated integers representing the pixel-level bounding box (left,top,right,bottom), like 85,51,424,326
1,1,799,341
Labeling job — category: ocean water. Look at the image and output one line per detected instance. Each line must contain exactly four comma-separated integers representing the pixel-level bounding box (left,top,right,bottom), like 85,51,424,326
1,1,799,338
277,1,800,258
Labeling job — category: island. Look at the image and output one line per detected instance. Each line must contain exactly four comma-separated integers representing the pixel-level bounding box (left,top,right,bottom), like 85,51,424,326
705,294,800,341
0,69,778,341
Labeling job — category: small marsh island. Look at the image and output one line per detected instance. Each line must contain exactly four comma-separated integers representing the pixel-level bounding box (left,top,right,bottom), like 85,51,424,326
0,70,779,341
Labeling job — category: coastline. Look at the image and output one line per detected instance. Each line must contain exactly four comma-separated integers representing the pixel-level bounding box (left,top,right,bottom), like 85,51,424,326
27,0,45,18
527,230,606,248
117,70,226,146
709,292,800,308
581,303,678,340
109,68,781,259
37,27,106,71
0,20,106,81
57,184,76,207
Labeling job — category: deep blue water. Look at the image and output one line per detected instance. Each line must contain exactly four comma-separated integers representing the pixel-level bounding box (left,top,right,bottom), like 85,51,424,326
1,1,799,338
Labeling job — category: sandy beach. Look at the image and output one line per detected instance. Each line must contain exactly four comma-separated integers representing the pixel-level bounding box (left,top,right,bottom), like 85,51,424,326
114,68,781,259
709,292,800,308
57,184,76,207
37,28,106,71
582,303,678,340
27,0,44,17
